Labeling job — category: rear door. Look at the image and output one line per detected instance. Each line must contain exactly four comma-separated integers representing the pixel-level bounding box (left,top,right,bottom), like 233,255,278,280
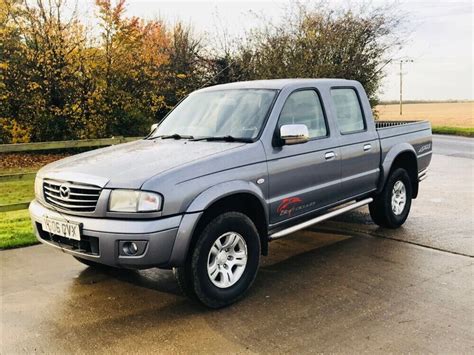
266,89,341,225
330,87,380,199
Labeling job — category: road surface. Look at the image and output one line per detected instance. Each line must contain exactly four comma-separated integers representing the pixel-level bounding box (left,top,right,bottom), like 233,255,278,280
432,134,473,159
1,134,473,353
332,135,473,256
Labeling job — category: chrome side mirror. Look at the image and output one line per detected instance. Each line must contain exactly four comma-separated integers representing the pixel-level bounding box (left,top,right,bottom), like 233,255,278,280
150,123,158,133
280,124,309,145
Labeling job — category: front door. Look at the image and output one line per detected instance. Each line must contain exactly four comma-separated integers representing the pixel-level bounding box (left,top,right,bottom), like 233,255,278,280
266,89,341,225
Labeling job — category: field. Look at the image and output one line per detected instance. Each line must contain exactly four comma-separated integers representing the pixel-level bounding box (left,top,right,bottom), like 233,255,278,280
376,101,473,129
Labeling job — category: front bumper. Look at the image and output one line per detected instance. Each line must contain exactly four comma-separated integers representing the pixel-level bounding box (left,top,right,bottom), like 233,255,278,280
29,200,201,269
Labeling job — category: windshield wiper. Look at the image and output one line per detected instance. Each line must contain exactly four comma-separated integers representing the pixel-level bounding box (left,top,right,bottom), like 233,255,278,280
158,133,194,140
190,135,254,143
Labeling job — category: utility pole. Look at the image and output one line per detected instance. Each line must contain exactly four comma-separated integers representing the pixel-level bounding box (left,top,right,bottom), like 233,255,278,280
398,59,414,115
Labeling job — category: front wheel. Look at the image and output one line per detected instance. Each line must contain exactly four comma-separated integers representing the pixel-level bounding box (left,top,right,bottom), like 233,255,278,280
175,212,261,308
369,168,413,228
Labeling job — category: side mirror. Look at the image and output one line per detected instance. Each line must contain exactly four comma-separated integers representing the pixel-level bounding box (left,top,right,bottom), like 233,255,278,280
280,124,309,145
150,123,158,133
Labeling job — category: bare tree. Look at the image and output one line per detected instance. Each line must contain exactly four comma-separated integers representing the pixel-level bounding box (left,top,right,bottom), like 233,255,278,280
230,1,404,107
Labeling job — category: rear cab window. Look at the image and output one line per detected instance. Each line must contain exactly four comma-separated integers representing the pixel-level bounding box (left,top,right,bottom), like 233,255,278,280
330,88,366,134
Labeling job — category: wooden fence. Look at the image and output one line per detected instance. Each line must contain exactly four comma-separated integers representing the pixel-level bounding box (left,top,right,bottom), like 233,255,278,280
0,136,140,212
0,136,139,153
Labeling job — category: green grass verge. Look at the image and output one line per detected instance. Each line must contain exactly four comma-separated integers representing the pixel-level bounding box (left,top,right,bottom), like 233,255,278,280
0,177,35,205
432,126,474,137
0,167,37,248
0,210,38,249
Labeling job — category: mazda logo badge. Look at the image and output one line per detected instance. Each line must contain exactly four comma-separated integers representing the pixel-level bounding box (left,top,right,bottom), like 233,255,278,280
59,185,70,199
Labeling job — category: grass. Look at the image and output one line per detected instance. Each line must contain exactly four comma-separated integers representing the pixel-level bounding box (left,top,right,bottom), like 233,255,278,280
0,210,38,249
0,167,37,249
432,126,474,138
0,155,73,249
0,177,35,205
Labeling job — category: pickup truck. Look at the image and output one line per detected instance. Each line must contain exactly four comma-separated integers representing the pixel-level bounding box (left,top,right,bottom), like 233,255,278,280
29,79,432,308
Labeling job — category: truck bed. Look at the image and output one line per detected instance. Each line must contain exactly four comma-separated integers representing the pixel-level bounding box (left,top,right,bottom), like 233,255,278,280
376,119,432,178
375,120,431,139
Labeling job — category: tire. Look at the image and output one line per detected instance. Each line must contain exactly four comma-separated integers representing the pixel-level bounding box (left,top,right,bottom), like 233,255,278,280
175,212,261,308
369,168,413,229
173,263,197,301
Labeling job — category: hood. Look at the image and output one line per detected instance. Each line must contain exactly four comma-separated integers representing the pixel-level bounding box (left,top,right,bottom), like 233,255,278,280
38,139,245,189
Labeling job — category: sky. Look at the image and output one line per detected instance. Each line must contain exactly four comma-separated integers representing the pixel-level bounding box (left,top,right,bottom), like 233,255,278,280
78,0,473,101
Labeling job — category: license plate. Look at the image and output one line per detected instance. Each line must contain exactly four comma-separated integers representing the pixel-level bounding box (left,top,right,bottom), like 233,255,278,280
42,216,81,241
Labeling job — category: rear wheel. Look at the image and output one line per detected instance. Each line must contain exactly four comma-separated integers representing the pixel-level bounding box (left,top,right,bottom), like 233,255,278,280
369,168,412,228
175,212,261,308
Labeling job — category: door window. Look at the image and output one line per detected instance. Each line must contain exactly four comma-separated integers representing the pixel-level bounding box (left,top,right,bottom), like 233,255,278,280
330,88,365,134
278,90,327,139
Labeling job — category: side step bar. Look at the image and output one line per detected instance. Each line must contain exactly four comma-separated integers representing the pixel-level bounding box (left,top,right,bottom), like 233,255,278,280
269,198,373,240
418,169,428,182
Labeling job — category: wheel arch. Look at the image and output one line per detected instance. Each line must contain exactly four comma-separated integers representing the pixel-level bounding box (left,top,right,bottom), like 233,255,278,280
170,181,269,266
380,145,419,198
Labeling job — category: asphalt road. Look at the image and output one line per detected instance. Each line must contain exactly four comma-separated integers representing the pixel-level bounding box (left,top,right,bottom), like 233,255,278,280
332,134,473,256
1,135,473,353
431,134,473,159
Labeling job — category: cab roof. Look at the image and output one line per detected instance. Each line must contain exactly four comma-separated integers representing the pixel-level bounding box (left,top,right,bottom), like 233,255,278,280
196,78,355,92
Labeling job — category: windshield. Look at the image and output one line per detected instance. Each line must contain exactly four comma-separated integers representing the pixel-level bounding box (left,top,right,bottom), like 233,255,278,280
151,89,277,140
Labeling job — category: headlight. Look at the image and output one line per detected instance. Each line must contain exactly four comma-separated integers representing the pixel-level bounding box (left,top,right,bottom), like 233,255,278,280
137,191,162,212
34,176,43,199
108,190,162,212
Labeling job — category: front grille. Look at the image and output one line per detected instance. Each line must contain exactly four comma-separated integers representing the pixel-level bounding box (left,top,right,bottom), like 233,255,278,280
43,180,101,212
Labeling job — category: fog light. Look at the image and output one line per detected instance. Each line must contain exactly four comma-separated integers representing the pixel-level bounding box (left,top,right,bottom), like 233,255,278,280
123,242,138,255
118,240,147,257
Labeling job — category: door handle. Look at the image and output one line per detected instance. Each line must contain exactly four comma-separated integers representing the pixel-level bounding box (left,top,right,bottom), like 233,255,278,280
325,151,336,160
363,144,372,151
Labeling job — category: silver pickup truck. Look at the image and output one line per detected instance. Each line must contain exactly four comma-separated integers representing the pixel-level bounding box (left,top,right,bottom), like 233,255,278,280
29,79,432,307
